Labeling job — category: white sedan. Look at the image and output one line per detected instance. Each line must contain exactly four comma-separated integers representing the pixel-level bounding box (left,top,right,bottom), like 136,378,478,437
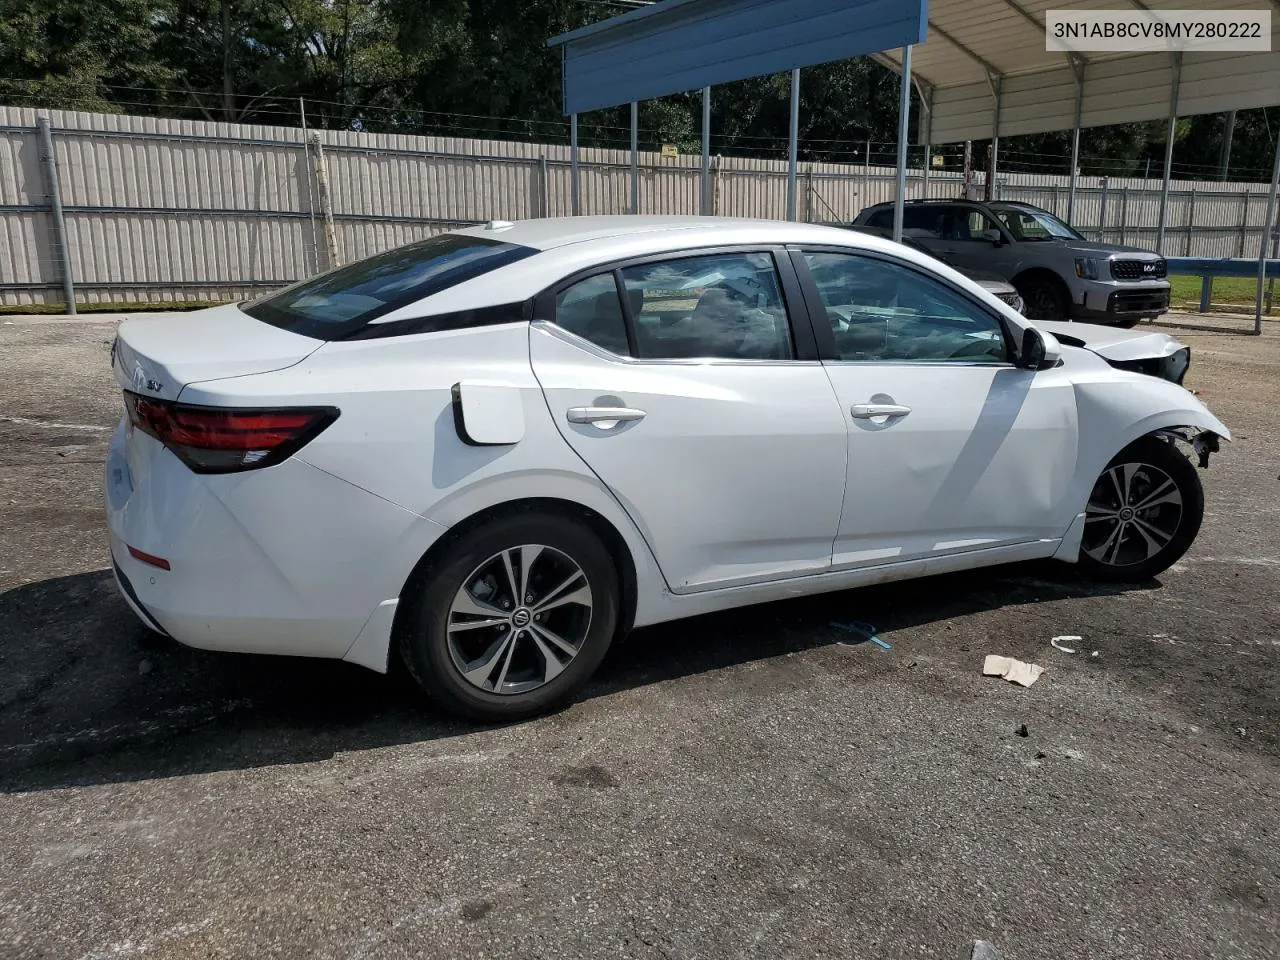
105,216,1228,721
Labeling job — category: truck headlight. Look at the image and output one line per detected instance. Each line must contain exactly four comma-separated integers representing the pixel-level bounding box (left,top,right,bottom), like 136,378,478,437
1074,258,1101,280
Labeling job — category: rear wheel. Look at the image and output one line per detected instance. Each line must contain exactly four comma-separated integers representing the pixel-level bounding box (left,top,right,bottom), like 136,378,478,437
398,513,619,722
1077,437,1204,582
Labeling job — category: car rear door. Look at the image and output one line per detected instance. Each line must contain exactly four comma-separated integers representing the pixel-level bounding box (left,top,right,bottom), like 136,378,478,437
529,246,848,594
791,246,1080,568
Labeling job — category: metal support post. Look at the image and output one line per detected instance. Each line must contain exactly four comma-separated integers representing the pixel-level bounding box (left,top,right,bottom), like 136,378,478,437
1256,129,1280,333
1156,53,1182,254
701,87,711,216
1067,61,1085,225
787,68,800,221
984,75,1002,202
892,46,913,241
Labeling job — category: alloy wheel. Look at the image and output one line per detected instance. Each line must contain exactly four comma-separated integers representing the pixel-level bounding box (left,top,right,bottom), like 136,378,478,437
446,544,593,695
1082,461,1184,567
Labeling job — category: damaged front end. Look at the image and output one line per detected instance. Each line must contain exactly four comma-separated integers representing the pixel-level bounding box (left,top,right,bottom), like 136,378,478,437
1037,320,1190,385
1156,426,1222,469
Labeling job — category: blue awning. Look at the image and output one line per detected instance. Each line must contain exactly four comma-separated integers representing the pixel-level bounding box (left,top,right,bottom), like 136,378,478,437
548,0,929,115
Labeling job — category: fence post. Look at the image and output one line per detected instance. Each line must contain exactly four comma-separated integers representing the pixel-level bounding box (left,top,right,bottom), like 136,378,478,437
1118,188,1128,246
36,117,75,314
310,134,340,269
805,165,813,222
1097,177,1109,243
713,154,722,216
1238,192,1250,257
1267,229,1279,315
1185,188,1196,256
539,155,549,217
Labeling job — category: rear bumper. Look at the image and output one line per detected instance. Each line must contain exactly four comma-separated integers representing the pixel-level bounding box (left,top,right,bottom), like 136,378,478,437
104,420,442,661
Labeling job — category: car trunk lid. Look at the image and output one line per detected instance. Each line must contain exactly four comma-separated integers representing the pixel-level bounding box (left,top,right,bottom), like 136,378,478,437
112,304,323,402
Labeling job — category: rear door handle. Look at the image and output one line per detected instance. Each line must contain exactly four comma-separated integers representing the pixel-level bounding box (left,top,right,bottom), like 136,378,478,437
566,406,647,427
850,403,911,420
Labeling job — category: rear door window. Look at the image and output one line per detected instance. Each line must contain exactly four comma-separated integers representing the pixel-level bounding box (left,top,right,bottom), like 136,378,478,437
554,274,632,355
619,252,795,360
242,234,537,339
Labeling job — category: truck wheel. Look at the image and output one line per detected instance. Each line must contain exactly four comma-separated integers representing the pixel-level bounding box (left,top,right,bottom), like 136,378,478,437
1016,276,1068,323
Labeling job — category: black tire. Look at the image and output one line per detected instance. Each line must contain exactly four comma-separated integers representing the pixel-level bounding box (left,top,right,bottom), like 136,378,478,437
1076,436,1204,583
398,512,619,722
1016,275,1069,323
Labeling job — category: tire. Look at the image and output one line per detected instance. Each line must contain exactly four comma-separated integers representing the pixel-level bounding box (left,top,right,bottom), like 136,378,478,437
398,512,619,722
1015,275,1069,323
1076,436,1204,583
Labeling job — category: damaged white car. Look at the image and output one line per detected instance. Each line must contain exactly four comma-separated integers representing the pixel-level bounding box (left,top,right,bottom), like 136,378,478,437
106,217,1228,721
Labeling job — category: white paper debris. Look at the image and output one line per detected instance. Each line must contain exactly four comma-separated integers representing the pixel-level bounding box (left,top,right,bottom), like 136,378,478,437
983,655,1045,687
1051,635,1081,654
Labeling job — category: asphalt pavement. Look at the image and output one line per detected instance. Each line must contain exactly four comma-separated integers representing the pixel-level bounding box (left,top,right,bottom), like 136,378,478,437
1,313,1278,959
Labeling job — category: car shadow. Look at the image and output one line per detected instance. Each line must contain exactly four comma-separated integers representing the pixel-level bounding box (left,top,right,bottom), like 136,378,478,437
0,564,1152,793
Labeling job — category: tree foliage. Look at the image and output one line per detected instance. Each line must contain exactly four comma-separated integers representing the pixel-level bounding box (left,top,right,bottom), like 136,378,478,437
0,0,1274,180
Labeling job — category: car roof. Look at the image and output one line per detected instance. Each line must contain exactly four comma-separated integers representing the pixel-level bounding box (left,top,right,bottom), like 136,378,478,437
368,215,946,325
450,215,862,252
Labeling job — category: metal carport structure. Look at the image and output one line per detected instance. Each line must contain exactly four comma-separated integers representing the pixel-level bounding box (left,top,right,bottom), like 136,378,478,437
550,0,1280,330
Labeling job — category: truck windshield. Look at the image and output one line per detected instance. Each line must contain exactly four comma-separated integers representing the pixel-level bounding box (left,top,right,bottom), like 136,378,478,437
990,206,1083,242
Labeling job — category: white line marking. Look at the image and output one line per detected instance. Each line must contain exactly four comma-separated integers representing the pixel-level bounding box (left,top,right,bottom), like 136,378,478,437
0,415,112,432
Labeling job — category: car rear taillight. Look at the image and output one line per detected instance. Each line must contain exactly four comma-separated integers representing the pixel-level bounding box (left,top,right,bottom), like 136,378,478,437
124,391,338,474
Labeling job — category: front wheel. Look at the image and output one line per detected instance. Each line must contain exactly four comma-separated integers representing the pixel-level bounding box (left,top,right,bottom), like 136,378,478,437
1015,276,1069,323
1077,436,1204,582
398,513,620,722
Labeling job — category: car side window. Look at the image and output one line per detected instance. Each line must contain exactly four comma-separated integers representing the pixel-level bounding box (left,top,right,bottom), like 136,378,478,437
866,209,893,229
554,274,631,356
801,252,1009,364
966,210,1004,242
619,252,794,360
902,206,945,239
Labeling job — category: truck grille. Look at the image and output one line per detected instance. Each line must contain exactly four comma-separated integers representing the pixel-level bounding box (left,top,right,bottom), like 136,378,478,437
1111,259,1167,280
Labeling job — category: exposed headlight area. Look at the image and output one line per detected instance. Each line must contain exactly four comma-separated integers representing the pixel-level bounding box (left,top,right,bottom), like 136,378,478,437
1107,347,1191,385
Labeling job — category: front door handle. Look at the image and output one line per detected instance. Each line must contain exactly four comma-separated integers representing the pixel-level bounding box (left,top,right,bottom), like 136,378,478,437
850,403,911,420
566,406,647,428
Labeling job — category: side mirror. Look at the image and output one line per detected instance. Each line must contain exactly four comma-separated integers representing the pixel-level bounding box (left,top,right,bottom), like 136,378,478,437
1017,327,1062,371
981,229,1004,247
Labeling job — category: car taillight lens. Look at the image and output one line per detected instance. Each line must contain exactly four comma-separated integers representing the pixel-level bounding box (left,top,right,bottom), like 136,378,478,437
124,391,339,474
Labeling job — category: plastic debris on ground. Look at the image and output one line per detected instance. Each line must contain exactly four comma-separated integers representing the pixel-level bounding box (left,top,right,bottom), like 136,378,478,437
1051,635,1081,654
982,655,1045,687
830,621,891,652
971,940,1002,960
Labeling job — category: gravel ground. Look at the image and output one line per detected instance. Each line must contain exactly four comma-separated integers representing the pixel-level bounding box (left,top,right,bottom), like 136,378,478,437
1,314,1278,960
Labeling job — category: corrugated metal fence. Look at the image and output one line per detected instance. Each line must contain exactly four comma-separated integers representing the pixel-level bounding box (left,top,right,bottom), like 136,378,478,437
1,105,1276,307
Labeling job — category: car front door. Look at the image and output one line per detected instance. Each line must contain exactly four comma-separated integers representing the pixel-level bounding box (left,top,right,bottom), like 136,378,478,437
793,247,1080,569
934,207,1015,276
530,247,848,594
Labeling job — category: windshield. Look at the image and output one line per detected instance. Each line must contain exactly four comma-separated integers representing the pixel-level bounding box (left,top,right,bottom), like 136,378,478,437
990,206,1083,242
242,233,537,339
